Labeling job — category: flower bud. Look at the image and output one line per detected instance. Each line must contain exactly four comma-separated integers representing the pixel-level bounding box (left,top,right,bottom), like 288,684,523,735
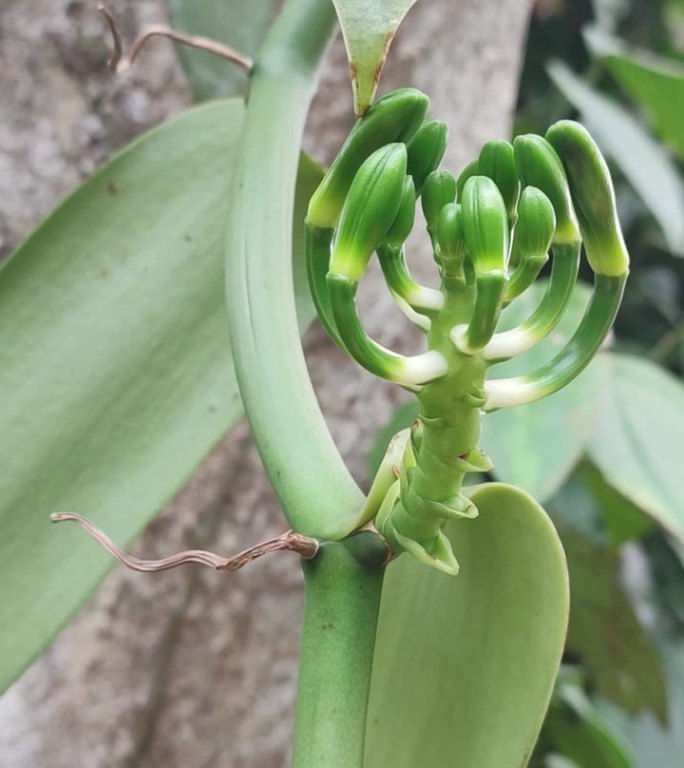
546,120,629,277
478,140,520,222
329,144,407,282
421,169,457,234
406,119,448,194
307,88,429,227
513,134,580,244
456,158,478,201
461,176,508,274
384,176,416,249
514,186,555,260
436,202,466,265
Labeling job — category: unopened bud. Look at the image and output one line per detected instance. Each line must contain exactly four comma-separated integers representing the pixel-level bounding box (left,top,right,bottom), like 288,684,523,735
513,134,580,244
385,176,417,249
478,140,520,222
406,120,448,194
546,120,629,277
307,88,429,227
421,169,457,234
461,176,508,274
436,203,466,265
514,186,555,261
329,144,407,282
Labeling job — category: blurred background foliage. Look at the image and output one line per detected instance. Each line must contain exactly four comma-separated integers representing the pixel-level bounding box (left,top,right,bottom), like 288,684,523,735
370,1,684,766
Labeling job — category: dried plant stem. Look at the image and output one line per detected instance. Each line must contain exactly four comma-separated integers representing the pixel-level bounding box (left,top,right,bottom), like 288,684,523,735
51,512,318,573
97,4,253,74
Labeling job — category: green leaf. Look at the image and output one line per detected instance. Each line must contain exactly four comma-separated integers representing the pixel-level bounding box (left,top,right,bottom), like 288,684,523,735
587,353,684,544
585,27,684,159
597,640,684,768
547,60,684,255
579,463,654,546
0,99,322,692
545,679,636,768
481,280,607,502
560,527,667,722
365,483,569,768
331,0,419,115
167,0,276,100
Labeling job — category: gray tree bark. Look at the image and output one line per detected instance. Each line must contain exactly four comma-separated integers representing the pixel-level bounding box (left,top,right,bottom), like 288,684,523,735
0,1,533,766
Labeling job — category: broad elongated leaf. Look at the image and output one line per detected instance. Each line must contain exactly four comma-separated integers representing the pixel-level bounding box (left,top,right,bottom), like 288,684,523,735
366,483,569,768
167,0,276,100
548,60,684,255
481,281,607,502
587,353,684,544
559,527,666,722
585,27,684,158
0,99,321,692
331,0,418,114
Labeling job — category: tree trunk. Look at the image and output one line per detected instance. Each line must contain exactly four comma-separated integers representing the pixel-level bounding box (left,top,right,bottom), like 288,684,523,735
0,1,533,765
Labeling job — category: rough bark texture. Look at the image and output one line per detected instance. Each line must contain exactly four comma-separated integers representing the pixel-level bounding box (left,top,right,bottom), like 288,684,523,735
0,1,533,765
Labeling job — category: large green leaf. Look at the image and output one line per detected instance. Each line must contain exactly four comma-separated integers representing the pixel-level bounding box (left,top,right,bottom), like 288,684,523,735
365,483,569,768
584,27,684,158
0,99,321,692
167,0,277,101
587,353,684,544
548,60,684,255
560,527,666,722
481,281,607,502
331,0,419,114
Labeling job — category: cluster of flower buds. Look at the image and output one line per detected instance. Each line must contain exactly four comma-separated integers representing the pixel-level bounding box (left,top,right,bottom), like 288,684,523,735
306,88,629,574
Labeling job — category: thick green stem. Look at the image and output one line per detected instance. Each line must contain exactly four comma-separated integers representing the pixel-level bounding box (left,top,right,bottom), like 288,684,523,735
292,537,386,768
225,0,366,539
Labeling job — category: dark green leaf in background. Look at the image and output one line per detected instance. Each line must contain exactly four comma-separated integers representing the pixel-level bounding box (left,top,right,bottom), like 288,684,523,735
585,26,684,159
545,679,635,768
167,0,277,100
598,640,684,768
588,353,684,545
559,527,667,722
548,60,684,255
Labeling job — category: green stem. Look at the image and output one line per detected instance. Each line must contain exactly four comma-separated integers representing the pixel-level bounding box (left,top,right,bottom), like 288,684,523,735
225,0,365,539
292,537,386,768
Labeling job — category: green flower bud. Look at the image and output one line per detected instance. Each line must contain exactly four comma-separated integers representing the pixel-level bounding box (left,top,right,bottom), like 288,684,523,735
478,140,520,222
421,169,457,234
546,120,629,277
384,176,416,249
513,134,580,245
406,119,449,194
307,88,429,227
436,202,466,265
456,157,478,201
514,186,555,260
461,176,508,274
329,143,407,282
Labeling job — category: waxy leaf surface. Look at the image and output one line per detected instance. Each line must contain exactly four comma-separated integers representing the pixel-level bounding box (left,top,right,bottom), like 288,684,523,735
0,99,321,691
587,353,684,544
331,0,418,114
366,483,569,768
